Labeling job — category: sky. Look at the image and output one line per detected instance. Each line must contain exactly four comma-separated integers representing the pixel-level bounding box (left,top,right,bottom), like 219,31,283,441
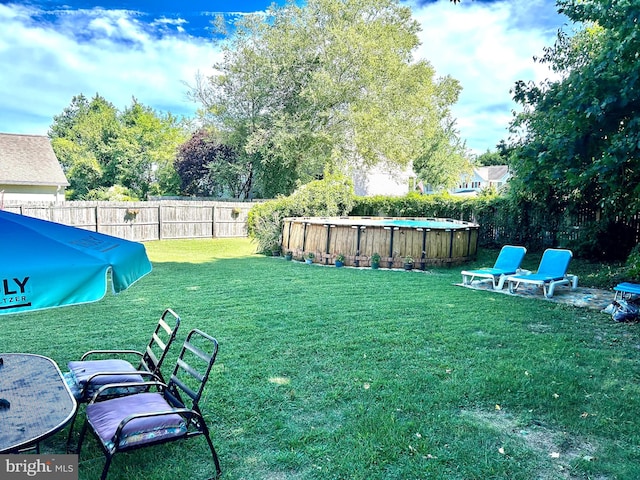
0,0,569,154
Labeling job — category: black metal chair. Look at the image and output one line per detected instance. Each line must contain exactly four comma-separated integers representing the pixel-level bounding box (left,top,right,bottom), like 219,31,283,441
65,308,180,450
76,328,222,480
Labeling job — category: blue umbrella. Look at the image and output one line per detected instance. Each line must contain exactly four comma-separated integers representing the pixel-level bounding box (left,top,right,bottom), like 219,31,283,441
0,210,152,315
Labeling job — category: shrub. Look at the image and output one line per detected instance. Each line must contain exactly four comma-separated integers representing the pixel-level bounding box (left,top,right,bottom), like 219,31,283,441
247,198,291,255
567,220,637,261
248,174,355,253
83,185,138,201
351,191,475,219
249,179,639,261
625,243,640,280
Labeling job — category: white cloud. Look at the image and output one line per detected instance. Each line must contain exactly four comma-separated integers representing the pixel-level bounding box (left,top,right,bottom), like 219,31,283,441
0,4,219,135
0,0,567,153
410,0,564,153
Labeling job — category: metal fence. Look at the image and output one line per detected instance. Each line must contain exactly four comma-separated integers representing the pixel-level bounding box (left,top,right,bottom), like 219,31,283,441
475,203,640,258
2,200,255,242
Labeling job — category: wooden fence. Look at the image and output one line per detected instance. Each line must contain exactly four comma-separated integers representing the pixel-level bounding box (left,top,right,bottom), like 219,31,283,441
7,199,636,259
2,200,255,242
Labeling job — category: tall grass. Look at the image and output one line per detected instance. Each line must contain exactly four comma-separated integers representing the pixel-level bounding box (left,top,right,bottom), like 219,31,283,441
4,238,640,479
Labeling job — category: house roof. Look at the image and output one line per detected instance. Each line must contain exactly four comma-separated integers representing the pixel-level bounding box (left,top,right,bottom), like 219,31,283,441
0,133,69,187
475,165,509,182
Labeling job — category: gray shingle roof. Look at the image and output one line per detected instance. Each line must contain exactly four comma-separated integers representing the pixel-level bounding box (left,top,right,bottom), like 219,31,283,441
0,133,69,186
486,165,509,181
475,165,509,182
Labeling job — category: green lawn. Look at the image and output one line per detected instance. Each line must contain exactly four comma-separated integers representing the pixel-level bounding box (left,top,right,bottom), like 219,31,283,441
4,238,640,479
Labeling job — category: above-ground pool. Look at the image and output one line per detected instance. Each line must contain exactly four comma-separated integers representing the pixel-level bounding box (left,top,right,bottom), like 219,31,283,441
281,216,479,269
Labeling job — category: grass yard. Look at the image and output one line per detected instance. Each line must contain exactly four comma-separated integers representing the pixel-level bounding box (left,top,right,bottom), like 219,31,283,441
4,238,640,479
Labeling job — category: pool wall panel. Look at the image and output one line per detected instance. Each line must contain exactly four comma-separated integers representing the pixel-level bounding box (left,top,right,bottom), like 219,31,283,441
282,216,479,268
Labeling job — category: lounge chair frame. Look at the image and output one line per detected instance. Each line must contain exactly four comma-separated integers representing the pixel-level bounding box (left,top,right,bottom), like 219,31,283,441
76,329,221,480
461,245,527,290
506,248,578,298
66,308,180,451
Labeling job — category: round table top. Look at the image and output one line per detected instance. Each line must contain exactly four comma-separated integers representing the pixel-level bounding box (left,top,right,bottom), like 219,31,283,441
0,353,77,453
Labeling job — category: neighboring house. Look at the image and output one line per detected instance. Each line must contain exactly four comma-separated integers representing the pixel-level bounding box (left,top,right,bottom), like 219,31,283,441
351,161,413,197
353,162,511,198
453,165,510,195
422,165,511,196
0,133,69,203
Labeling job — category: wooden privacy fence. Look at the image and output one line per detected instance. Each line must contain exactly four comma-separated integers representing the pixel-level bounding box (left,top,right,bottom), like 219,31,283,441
2,201,254,242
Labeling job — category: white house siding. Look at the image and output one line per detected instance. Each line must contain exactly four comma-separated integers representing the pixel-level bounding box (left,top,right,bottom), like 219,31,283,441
1,184,66,203
454,165,510,194
0,133,69,203
351,162,412,197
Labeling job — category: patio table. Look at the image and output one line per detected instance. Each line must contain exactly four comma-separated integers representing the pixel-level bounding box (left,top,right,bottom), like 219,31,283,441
0,353,77,453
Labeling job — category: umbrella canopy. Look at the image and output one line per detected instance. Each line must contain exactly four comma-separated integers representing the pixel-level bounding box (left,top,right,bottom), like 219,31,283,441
0,210,152,315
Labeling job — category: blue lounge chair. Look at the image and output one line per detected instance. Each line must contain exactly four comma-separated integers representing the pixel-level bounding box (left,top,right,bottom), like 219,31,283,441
613,282,640,301
461,245,527,290
506,248,578,298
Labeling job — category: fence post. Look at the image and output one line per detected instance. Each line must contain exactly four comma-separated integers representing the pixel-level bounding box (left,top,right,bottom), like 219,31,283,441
158,204,162,240
212,205,216,238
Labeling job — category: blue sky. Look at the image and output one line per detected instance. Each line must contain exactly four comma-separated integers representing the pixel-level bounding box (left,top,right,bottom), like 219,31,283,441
0,0,568,153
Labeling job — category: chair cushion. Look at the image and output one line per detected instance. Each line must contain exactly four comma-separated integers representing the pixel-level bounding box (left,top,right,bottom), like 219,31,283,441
67,359,146,400
87,392,187,450
63,371,82,399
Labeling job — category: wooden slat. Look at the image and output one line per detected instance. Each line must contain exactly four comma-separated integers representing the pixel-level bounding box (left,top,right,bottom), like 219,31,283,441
282,217,479,267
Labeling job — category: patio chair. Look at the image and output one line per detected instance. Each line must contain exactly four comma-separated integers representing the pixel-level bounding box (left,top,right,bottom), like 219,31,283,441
461,245,527,290
66,308,181,402
65,308,180,450
76,329,221,480
506,248,578,298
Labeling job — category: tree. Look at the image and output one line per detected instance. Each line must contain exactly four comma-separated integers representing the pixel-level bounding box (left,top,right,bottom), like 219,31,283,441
476,142,513,166
50,95,187,199
413,115,471,190
191,0,463,197
476,150,503,167
49,94,90,152
119,100,187,199
175,129,252,198
50,94,120,198
508,0,640,256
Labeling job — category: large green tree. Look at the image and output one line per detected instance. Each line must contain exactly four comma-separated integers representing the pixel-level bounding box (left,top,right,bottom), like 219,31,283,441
118,100,186,199
509,0,640,222
50,95,187,200
191,0,463,197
